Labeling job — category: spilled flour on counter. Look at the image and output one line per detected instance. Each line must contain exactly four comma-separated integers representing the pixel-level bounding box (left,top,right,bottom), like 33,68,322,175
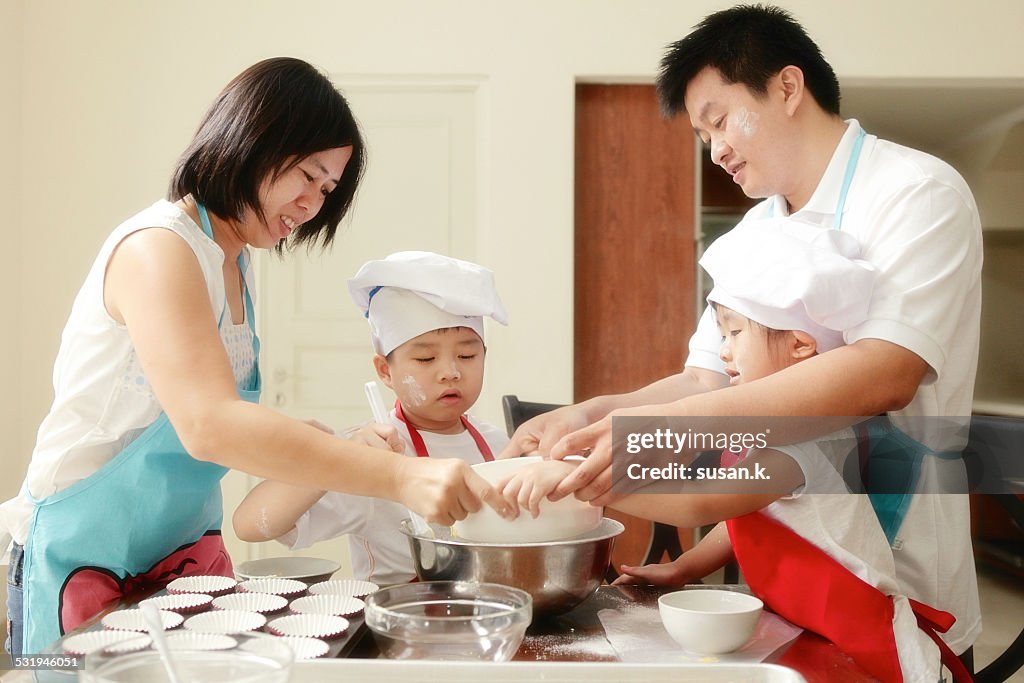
528,633,617,661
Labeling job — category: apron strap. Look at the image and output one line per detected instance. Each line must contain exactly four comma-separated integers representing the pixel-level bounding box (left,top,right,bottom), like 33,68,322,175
395,400,494,461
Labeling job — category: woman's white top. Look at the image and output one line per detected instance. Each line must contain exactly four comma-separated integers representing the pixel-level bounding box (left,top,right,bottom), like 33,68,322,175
1,200,256,553
280,412,509,586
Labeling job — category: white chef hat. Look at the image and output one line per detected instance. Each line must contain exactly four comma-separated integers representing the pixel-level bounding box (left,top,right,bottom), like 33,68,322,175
348,251,509,356
700,218,877,353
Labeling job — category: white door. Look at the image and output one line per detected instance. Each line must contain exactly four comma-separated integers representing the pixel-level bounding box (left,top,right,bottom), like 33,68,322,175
221,78,485,571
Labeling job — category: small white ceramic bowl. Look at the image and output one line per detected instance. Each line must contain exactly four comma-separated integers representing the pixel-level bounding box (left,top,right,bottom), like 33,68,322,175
453,456,602,543
658,589,763,655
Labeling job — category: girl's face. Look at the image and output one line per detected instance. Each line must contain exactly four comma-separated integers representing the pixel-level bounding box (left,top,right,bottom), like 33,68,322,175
374,327,486,434
240,147,353,249
715,306,794,385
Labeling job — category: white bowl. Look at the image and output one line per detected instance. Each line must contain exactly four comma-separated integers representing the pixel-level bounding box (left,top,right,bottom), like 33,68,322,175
453,456,602,543
658,589,763,654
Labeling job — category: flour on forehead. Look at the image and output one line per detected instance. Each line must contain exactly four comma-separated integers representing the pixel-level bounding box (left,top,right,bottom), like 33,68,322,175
733,108,759,136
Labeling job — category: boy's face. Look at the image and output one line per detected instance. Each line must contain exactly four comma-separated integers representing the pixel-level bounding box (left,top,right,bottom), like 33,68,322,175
684,67,798,202
715,307,792,386
375,327,486,433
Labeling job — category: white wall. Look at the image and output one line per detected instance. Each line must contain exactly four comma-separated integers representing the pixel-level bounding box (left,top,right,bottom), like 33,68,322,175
6,0,1024,516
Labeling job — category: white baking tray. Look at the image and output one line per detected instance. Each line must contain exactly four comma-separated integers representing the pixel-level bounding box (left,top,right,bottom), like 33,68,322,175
293,659,808,682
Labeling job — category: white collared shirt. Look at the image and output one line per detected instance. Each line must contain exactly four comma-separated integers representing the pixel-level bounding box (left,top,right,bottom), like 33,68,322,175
687,120,983,652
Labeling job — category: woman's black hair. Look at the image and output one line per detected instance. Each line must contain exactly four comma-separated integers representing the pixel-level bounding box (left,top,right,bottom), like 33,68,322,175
169,57,366,251
657,4,841,117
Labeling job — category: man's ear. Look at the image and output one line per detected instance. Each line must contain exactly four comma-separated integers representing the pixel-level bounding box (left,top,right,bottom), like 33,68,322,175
373,354,394,388
789,330,818,360
776,65,806,116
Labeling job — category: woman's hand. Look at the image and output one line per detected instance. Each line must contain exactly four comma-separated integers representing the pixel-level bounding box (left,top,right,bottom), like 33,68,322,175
395,457,512,526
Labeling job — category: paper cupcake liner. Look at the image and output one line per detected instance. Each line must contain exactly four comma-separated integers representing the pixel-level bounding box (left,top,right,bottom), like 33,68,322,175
277,635,330,660
290,594,364,617
161,632,239,652
62,630,152,655
267,613,350,640
308,579,379,599
139,592,213,614
237,577,308,598
167,574,238,597
212,592,288,615
101,607,184,632
184,609,267,635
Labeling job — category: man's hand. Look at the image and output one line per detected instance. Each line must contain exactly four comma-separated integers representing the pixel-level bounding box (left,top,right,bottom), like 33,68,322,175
495,405,590,459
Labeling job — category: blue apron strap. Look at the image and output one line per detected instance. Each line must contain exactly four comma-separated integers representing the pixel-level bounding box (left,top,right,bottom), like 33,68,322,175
833,127,866,231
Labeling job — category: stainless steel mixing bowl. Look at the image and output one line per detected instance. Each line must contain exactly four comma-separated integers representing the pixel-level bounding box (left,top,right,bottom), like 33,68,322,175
401,517,624,616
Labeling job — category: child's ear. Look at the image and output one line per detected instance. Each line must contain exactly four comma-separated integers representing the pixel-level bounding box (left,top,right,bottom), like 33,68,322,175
373,354,394,388
789,330,817,360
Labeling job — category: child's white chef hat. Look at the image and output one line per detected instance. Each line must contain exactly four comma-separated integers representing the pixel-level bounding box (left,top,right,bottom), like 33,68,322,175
699,218,877,353
348,251,509,356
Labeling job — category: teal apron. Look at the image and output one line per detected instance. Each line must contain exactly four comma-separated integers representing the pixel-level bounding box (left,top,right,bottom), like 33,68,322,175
771,127,932,542
21,204,260,654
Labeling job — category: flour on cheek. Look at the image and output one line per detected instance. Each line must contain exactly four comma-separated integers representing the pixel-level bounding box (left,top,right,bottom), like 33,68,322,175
733,108,759,137
401,375,428,406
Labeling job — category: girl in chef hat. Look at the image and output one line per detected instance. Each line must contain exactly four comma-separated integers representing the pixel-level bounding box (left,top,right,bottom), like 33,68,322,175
502,219,966,682
235,251,511,585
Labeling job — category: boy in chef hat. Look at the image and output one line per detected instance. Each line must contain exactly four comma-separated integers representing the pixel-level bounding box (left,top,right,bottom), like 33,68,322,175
501,220,948,682
234,251,510,585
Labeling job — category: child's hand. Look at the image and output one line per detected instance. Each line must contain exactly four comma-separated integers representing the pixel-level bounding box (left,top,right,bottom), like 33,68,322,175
497,460,578,519
343,422,406,454
611,557,690,587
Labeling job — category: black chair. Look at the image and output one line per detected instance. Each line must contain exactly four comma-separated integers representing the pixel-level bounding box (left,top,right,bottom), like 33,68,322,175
964,416,1024,683
500,394,700,583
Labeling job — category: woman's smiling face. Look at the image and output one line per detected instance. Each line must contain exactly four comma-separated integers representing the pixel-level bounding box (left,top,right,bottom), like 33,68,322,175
243,147,352,248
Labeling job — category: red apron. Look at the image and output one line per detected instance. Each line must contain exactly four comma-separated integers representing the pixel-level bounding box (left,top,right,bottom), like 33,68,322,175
726,510,971,682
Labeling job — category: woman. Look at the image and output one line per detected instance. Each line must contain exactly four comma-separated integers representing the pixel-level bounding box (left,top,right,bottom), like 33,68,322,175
1,57,507,656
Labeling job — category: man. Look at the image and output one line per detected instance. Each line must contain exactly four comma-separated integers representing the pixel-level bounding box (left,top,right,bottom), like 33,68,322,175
500,4,982,662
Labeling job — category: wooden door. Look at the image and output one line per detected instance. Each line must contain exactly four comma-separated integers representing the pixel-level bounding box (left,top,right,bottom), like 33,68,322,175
574,84,698,574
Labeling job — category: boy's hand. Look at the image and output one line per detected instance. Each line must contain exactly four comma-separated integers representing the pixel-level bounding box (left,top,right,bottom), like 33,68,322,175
345,422,406,454
496,460,578,519
396,457,512,526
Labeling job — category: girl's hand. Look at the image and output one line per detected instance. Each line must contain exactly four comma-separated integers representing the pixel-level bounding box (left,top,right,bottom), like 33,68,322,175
497,460,578,518
611,558,691,587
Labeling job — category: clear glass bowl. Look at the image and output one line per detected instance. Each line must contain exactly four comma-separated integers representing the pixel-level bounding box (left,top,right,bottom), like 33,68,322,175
364,581,532,661
80,631,293,683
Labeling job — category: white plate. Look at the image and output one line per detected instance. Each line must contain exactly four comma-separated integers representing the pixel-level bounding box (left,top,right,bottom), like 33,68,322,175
101,608,184,632
184,609,267,634
290,594,364,617
308,579,379,599
236,556,341,584
62,630,151,655
212,592,288,614
267,613,349,639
